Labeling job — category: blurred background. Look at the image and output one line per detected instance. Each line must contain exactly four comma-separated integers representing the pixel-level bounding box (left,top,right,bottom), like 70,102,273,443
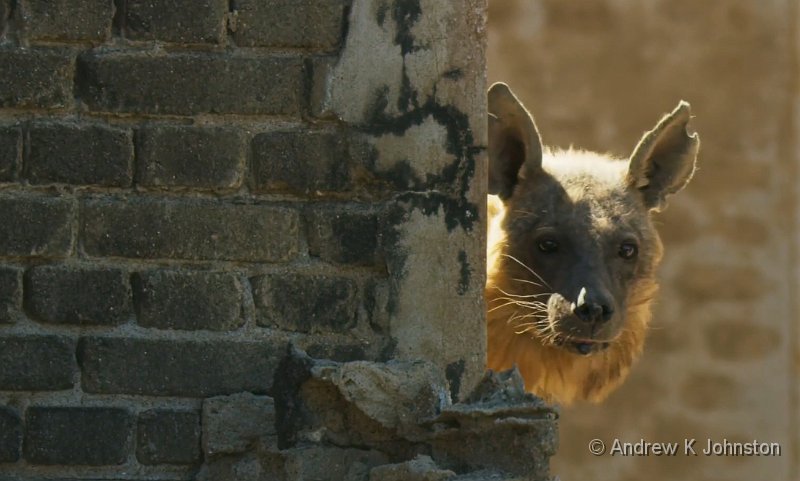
487,1,799,480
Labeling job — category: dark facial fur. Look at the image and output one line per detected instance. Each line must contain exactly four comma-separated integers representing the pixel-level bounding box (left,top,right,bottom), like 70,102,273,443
501,152,662,355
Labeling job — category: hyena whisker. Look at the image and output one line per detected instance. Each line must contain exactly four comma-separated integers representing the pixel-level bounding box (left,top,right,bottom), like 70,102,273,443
490,299,548,314
511,321,549,332
508,310,548,322
491,296,548,308
501,254,552,289
509,316,545,334
511,277,545,288
507,311,527,326
488,300,530,313
488,297,547,311
491,286,551,300
516,311,548,318
507,309,548,321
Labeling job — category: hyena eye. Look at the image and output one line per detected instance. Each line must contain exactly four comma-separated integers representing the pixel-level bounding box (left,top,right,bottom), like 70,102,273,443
619,241,638,260
537,238,559,253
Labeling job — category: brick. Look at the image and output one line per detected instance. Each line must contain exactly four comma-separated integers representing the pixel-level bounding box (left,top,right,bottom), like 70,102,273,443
252,273,358,333
304,342,369,362
306,207,381,266
0,125,21,181
370,456,456,481
82,197,300,262
26,122,133,186
0,406,22,462
124,0,227,44
197,451,284,481
203,393,276,455
282,446,388,481
132,270,244,331
251,130,353,195
78,337,284,396
0,2,7,37
24,265,132,325
0,194,74,258
136,125,245,190
704,319,781,361
0,265,22,323
137,410,201,465
233,0,348,50
309,56,337,118
25,407,132,465
77,52,304,116
0,336,75,390
21,0,113,43
0,48,73,109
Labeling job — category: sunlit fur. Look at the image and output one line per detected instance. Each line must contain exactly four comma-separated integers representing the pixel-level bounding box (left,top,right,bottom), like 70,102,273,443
486,149,664,405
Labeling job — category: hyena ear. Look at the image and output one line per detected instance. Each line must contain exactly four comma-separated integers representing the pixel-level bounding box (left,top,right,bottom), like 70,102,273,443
626,101,700,212
488,82,544,200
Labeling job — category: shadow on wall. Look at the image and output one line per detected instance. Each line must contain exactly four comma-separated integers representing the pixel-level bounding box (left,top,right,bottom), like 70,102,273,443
487,1,799,480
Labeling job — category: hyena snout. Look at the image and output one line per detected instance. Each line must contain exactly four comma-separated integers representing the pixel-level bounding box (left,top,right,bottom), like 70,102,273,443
573,286,615,325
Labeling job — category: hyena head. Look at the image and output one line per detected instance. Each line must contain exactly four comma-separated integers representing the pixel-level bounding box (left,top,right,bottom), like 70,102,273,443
486,83,699,403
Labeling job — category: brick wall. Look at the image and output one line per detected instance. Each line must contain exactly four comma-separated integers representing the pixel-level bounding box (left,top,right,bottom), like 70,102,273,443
0,1,554,480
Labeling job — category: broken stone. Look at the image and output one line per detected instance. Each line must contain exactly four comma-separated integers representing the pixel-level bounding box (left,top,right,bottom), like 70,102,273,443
450,471,532,481
283,446,389,481
274,346,449,450
311,358,451,431
426,369,558,479
195,451,285,481
270,348,557,480
369,455,456,481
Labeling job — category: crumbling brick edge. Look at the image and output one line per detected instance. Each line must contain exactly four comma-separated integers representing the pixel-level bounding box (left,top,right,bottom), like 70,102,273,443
197,346,559,481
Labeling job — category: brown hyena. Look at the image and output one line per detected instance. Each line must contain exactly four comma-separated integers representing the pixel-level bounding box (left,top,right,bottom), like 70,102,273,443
485,83,699,405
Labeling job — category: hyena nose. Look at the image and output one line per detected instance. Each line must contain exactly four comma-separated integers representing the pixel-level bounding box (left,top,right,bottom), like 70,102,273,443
573,287,614,324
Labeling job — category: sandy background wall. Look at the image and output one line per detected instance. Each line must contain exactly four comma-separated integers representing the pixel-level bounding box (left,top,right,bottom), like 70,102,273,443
487,1,799,479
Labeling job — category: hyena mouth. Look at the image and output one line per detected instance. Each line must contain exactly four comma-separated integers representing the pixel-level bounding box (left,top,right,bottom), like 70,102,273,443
553,335,612,356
